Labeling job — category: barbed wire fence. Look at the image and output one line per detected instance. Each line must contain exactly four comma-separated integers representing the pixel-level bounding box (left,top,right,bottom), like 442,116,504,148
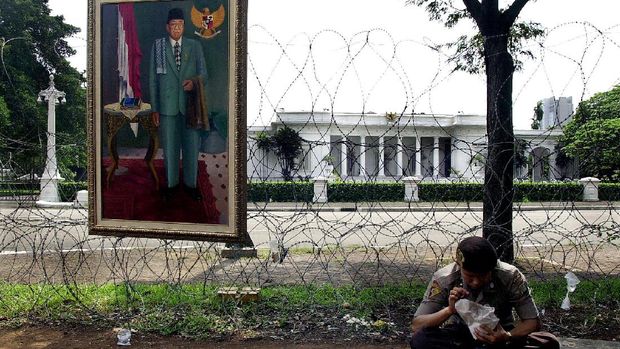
1,21,620,340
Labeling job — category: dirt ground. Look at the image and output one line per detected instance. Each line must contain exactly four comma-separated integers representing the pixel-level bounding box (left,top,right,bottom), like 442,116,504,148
1,245,619,347
0,325,408,349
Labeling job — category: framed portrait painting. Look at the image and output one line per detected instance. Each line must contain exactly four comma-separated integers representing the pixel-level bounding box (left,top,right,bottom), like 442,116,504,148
87,0,247,242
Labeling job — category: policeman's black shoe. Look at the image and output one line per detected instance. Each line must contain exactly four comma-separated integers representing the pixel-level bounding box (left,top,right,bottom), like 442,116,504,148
185,186,202,201
161,185,178,202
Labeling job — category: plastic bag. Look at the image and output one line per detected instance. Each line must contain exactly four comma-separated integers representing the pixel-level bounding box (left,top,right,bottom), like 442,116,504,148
560,272,580,310
455,299,500,338
116,328,131,346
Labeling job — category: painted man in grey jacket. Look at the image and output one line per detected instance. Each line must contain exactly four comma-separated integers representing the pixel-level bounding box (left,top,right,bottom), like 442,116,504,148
149,7,207,201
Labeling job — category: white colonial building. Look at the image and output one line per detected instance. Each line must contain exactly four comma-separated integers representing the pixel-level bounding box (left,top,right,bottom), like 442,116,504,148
248,97,577,182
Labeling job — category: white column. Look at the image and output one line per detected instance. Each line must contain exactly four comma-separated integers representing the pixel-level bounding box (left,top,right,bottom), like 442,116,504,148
378,137,385,177
433,137,440,178
415,137,422,177
312,177,329,203
396,137,403,177
549,153,559,180
404,176,422,201
360,136,366,179
340,137,348,177
579,177,600,202
37,75,65,204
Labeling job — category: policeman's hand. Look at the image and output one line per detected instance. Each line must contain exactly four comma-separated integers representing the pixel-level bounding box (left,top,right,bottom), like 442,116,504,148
182,80,194,91
151,112,160,127
474,324,510,344
448,287,469,314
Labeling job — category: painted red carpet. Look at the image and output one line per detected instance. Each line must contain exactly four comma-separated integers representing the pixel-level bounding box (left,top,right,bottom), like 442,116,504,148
102,158,220,224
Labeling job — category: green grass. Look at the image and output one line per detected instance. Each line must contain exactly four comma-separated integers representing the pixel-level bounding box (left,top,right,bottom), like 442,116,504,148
1,278,619,337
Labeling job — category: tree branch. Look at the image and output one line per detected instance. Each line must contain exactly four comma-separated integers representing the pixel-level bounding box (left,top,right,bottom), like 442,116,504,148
462,0,483,23
502,0,529,27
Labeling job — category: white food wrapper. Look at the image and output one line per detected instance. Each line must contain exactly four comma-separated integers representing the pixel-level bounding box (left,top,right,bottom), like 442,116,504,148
561,271,580,310
455,299,500,338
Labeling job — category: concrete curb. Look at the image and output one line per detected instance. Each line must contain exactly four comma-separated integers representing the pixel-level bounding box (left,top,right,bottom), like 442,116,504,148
248,202,618,212
1,200,618,212
560,338,620,348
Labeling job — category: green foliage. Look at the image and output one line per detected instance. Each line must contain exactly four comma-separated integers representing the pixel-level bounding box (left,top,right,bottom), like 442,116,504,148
1,279,620,338
246,181,585,202
513,182,582,202
0,181,598,203
599,183,620,201
328,182,404,202
447,22,545,74
0,0,86,180
58,181,87,201
329,182,582,202
419,183,483,202
531,101,543,129
248,181,313,202
564,119,620,180
255,131,272,150
254,127,304,181
561,85,620,180
408,0,544,74
528,278,620,308
514,139,528,170
0,96,9,131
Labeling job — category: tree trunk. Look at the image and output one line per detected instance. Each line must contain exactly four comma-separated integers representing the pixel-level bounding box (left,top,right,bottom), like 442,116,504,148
482,32,515,263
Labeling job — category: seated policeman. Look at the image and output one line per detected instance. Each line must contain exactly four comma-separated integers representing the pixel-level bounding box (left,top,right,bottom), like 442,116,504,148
410,236,559,349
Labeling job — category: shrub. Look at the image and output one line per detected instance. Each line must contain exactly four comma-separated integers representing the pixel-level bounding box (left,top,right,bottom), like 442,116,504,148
599,183,620,201
58,181,88,202
419,183,483,201
513,182,582,202
328,182,404,202
0,181,39,197
248,181,313,202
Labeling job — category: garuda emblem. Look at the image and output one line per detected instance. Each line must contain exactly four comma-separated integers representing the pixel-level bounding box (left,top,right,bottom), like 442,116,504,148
191,4,225,39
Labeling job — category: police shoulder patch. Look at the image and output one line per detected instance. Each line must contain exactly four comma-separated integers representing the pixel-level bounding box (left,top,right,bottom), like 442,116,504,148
428,280,442,298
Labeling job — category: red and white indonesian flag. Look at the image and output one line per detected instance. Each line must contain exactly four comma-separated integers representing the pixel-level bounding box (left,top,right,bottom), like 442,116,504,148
118,4,143,136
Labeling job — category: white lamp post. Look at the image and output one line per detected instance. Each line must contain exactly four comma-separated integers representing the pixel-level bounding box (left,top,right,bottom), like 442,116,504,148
36,74,65,204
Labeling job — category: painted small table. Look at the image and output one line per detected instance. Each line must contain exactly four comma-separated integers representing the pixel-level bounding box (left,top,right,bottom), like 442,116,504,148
103,102,159,190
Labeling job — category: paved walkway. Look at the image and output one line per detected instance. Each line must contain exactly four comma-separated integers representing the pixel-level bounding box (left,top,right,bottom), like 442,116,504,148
560,338,620,348
1,199,618,211
248,201,618,212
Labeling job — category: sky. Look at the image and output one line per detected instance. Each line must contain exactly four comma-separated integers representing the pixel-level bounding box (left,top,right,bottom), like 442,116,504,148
48,0,620,129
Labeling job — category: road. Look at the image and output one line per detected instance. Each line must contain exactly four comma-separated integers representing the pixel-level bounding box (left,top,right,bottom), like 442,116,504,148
1,205,617,254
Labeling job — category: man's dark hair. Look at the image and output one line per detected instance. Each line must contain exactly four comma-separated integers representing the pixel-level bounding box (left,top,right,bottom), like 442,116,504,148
167,8,184,23
456,236,498,273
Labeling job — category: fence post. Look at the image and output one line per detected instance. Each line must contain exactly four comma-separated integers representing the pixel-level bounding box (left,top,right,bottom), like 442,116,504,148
404,176,421,201
74,190,88,208
579,177,600,202
312,176,328,203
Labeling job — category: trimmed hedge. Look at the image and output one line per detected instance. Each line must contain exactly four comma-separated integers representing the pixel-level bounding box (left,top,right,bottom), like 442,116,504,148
328,182,583,202
514,182,582,202
0,181,87,201
419,183,483,202
328,182,404,202
59,181,88,202
0,181,38,191
248,181,313,202
2,180,618,203
0,182,39,198
600,183,620,201
253,181,585,202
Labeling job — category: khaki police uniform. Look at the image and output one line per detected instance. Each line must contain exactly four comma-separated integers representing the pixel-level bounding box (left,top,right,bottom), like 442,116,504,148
410,262,559,349
416,261,539,328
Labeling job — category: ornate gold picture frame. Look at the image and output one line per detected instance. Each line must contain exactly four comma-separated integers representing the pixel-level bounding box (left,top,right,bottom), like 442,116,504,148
87,0,247,242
